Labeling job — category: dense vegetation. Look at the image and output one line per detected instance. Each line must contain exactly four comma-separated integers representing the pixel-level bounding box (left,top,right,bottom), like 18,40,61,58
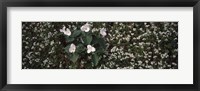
22,22,178,69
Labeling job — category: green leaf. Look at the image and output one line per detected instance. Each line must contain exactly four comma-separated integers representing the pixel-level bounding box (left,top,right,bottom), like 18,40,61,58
86,36,93,44
83,35,92,45
76,44,85,53
98,38,106,49
95,48,105,54
65,45,71,53
92,54,100,66
72,30,81,37
81,31,86,36
91,36,99,45
77,44,84,48
66,37,74,43
65,36,69,40
70,53,79,63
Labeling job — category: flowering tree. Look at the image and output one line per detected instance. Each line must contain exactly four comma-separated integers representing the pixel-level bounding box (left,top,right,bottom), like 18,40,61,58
22,22,178,69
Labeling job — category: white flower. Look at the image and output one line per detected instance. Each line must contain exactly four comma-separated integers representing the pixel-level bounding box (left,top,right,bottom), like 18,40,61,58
69,43,76,53
91,28,98,33
81,23,91,32
65,28,71,36
60,25,66,32
100,28,107,37
60,26,71,36
50,40,54,45
87,45,96,53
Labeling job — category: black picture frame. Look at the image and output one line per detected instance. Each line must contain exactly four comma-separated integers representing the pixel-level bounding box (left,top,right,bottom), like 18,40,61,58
0,0,199,91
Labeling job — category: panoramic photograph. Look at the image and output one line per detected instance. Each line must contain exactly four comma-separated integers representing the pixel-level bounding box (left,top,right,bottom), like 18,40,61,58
22,22,178,69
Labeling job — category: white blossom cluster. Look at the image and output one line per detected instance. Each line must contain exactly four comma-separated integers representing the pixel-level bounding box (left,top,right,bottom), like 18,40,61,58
22,22,63,69
102,22,178,69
